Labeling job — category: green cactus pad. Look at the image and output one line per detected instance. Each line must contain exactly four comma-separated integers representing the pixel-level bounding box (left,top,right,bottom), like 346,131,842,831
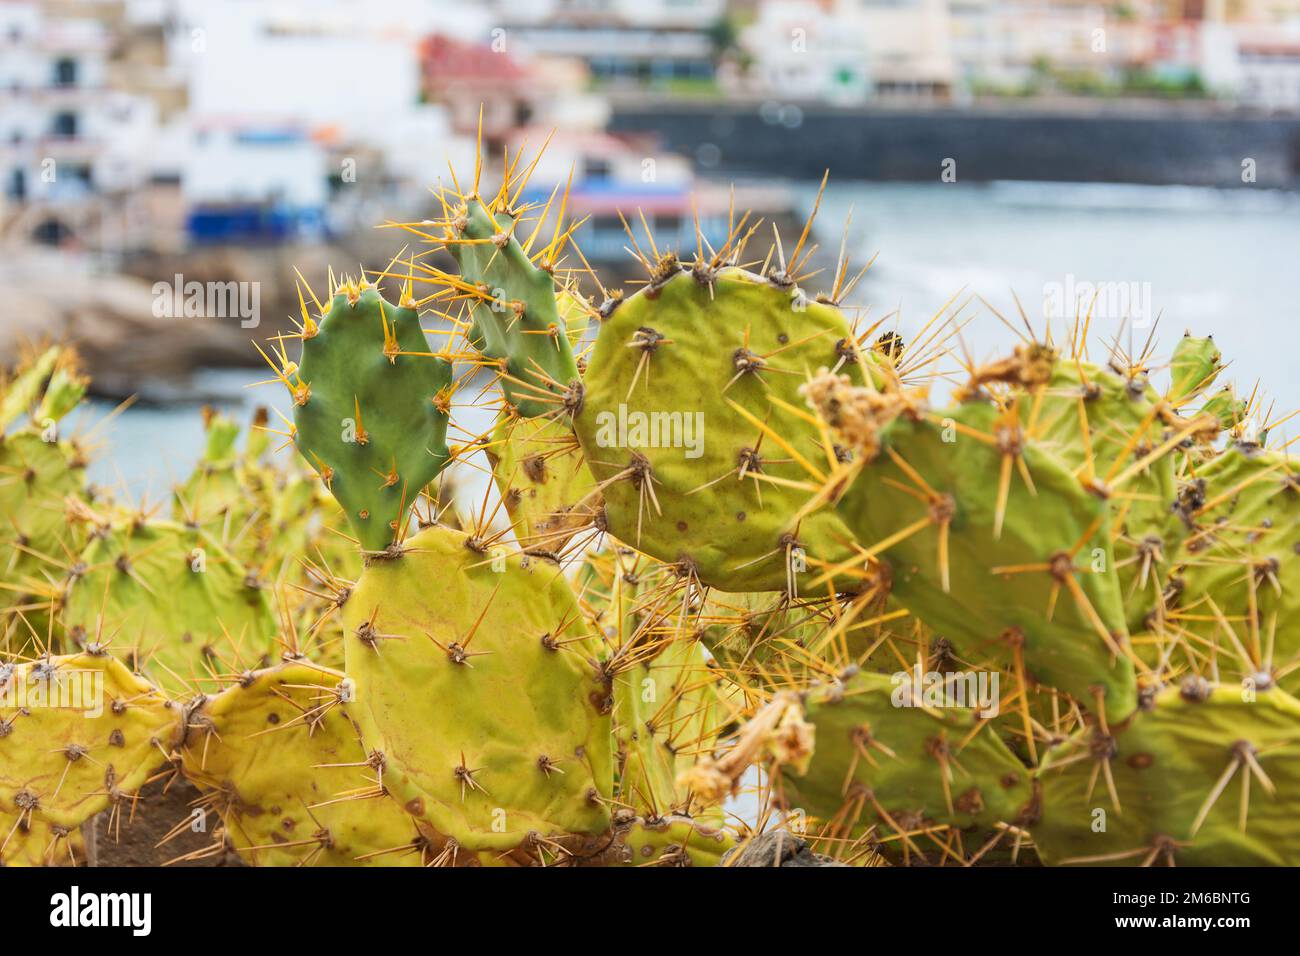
777,671,1034,861
0,431,86,614
612,636,727,818
1034,682,1300,865
447,198,583,418
1162,446,1299,694
292,281,452,552
62,510,278,695
172,410,263,553
574,266,868,593
1022,358,1188,631
833,397,1138,724
342,524,614,859
486,410,599,557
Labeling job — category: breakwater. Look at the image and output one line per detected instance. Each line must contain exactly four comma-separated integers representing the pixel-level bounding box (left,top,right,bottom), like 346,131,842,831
610,100,1300,188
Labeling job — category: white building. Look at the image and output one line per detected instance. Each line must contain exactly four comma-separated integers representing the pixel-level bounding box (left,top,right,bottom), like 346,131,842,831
0,1,162,204
1236,36,1300,109
742,1,873,103
834,0,956,97
743,0,955,100
168,0,474,205
492,0,728,85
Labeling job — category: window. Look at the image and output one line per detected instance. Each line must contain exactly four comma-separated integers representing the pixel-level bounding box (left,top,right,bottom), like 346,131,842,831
53,57,79,87
52,112,78,138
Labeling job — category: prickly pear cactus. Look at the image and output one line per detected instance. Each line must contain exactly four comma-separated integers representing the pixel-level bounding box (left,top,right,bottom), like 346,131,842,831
287,279,452,552
341,524,614,863
575,265,869,593
443,196,584,418
771,671,1035,863
0,652,180,833
814,378,1138,723
1034,681,1300,866
486,410,599,558
181,660,424,867
6,158,1300,871
61,505,278,695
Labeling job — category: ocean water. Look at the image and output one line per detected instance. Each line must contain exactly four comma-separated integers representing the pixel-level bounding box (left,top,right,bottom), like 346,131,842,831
73,180,1300,496
810,180,1300,417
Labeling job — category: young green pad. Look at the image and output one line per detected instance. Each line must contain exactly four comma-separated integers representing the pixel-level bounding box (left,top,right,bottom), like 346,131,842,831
447,198,582,418
612,636,727,819
776,671,1034,861
0,652,180,833
1166,333,1223,405
1034,682,1300,866
0,346,62,430
342,524,614,860
182,660,424,867
291,281,452,551
574,266,868,593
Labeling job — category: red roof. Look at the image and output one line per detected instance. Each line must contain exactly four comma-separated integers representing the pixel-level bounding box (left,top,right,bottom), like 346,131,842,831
420,34,532,86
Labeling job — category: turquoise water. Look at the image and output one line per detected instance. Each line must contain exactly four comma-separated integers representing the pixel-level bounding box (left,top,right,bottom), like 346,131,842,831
73,180,1300,495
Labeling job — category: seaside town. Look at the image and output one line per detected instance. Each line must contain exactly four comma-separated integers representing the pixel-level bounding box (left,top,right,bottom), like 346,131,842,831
2,0,1299,392
2,1,1300,882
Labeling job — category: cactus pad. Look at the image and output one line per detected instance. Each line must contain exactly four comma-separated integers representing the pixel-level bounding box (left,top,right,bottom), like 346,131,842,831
181,660,424,866
575,266,868,593
0,652,180,833
290,280,452,551
342,524,614,861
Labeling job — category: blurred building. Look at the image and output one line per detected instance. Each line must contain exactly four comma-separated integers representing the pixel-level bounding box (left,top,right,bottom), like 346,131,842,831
418,32,609,143
742,1,873,103
491,0,727,86
1235,37,1300,108
743,0,956,102
0,0,179,250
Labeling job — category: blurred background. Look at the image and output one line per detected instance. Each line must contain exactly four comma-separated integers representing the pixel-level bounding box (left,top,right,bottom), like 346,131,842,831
2,0,1298,497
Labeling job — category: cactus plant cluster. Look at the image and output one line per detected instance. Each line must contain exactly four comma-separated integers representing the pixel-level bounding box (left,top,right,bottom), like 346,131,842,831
1,146,1297,869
